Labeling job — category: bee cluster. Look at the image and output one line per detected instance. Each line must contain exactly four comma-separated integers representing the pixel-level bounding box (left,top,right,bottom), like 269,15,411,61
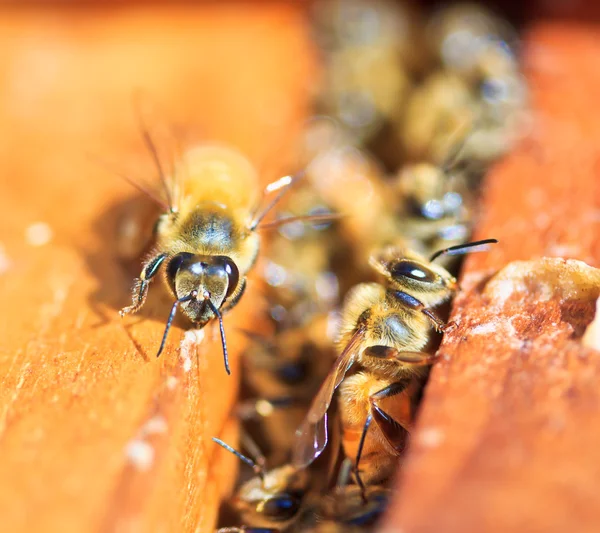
114,1,523,531
214,2,523,532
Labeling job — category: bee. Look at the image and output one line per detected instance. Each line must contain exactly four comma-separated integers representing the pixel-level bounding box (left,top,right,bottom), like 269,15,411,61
260,184,344,328
213,436,311,533
388,139,476,265
117,125,334,374
426,3,520,81
292,239,497,470
310,0,423,143
423,3,526,167
396,70,476,165
214,443,388,533
307,459,390,533
237,312,337,465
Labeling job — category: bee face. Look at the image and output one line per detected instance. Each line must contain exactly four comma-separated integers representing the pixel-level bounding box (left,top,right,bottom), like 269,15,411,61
166,252,239,323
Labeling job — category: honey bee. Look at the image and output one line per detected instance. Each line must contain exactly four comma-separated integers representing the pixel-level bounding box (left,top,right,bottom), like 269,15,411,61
260,184,344,328
421,3,525,167
310,0,423,143
307,459,390,532
214,443,388,533
389,143,475,264
237,312,337,465
213,436,310,532
292,239,497,470
117,126,331,374
396,70,476,164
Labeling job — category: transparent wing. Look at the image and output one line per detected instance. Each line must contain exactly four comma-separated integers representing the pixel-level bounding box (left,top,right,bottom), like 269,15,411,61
291,326,365,468
292,412,329,469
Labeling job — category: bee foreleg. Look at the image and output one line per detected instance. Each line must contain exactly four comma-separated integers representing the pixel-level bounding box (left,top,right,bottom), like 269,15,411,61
421,308,446,332
393,290,446,332
120,253,167,316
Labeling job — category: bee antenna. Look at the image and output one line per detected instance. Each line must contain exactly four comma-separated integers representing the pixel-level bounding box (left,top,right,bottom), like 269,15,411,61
133,93,175,213
205,297,231,375
249,171,305,231
430,238,499,262
156,291,198,358
212,437,266,481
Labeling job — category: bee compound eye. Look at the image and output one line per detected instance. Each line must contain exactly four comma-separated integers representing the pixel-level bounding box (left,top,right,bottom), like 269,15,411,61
259,495,301,521
390,261,436,283
219,256,240,298
166,252,195,285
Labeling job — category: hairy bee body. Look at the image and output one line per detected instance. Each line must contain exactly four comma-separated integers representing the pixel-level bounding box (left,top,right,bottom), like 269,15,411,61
152,146,260,322
121,144,271,367
337,282,432,381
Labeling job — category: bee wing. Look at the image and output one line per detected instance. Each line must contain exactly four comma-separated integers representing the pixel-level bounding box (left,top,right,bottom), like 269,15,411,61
292,326,365,468
292,412,329,469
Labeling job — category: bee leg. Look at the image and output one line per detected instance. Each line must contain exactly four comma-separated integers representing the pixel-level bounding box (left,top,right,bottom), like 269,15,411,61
363,346,436,366
353,380,411,500
369,380,412,456
353,413,372,504
393,290,446,332
120,253,167,316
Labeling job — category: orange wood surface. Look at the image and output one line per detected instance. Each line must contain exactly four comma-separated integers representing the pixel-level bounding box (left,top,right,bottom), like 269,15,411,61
0,5,315,532
383,22,600,533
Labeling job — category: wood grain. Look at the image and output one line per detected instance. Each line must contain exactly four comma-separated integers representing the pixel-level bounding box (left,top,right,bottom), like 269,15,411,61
0,5,315,533
383,22,600,533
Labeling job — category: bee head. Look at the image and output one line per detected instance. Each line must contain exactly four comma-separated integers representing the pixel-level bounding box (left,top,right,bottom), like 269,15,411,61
370,247,457,307
166,252,239,323
236,465,308,527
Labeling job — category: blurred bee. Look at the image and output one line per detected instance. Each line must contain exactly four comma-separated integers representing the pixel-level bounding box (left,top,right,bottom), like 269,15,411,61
118,125,335,374
213,436,310,533
400,2,526,166
396,70,477,165
237,312,337,465
300,118,402,287
388,139,476,266
260,184,344,328
306,459,390,533
214,444,388,533
293,239,497,472
310,0,423,143
426,3,520,81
